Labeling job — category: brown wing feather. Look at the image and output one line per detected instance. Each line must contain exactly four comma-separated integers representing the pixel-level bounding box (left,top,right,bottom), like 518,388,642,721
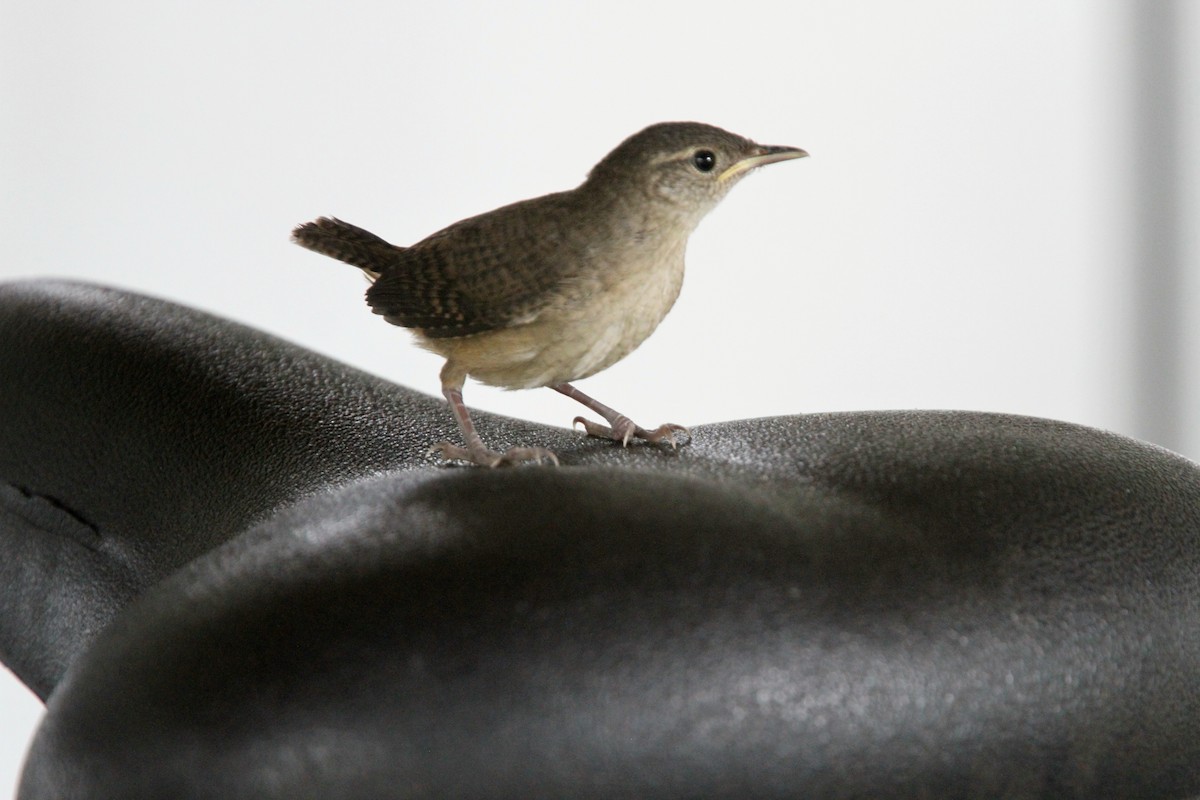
364,192,580,339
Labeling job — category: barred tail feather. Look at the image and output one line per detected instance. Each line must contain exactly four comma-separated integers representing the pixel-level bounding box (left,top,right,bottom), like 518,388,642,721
291,217,404,280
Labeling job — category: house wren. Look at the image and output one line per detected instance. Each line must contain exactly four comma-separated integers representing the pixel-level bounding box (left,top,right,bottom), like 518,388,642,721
293,122,806,467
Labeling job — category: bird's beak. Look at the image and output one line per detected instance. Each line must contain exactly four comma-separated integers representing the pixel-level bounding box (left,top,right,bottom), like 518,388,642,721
718,145,809,183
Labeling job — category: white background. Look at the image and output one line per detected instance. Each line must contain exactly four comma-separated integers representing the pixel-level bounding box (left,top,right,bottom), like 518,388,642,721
2,1,1198,794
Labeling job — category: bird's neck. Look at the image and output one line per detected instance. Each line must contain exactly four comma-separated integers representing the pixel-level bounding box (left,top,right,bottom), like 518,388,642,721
572,179,706,245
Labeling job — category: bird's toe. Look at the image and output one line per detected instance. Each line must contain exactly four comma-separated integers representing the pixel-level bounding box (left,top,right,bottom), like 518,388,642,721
642,423,691,449
572,416,689,449
429,441,557,468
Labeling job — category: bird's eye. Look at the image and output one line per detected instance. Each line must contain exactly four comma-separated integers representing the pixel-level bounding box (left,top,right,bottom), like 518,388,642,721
692,150,716,172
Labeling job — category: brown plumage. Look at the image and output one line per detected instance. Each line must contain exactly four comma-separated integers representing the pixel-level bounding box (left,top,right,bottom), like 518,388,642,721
293,122,806,466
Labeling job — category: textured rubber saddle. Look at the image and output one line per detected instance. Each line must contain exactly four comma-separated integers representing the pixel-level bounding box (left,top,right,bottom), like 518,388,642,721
2,281,1198,799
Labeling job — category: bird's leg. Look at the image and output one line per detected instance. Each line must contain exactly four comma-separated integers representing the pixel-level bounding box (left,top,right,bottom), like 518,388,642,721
551,383,689,448
432,365,558,467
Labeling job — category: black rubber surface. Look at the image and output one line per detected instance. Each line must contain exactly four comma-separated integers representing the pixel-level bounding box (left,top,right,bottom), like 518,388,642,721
3,281,1198,799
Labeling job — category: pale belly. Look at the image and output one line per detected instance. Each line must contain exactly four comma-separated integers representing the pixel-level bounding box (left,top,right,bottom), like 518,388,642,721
425,250,686,390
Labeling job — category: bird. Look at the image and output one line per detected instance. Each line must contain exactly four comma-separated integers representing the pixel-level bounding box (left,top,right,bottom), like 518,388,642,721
292,121,806,467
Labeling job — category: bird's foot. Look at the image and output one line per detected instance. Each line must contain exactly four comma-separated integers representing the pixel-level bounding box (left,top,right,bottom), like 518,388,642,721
572,416,690,448
429,441,559,468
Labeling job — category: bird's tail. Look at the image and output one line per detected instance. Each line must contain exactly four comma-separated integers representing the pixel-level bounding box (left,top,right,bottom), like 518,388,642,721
291,217,403,281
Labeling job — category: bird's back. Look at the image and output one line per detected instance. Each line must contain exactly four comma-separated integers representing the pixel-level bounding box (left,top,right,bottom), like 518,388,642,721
294,192,590,340
366,192,586,339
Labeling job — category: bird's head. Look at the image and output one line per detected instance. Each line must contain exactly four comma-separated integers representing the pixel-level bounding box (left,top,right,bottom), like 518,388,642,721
583,121,807,225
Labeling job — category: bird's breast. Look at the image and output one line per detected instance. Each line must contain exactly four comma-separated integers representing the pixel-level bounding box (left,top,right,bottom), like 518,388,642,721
557,237,688,376
439,237,688,390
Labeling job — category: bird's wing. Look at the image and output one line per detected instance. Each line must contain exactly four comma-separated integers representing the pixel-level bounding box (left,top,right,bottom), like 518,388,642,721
365,195,581,339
